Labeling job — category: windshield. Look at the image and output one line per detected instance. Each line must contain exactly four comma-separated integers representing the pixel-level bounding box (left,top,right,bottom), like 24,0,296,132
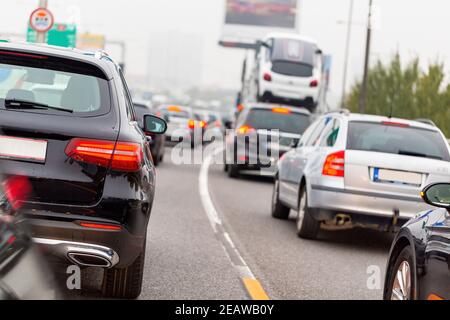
0,62,109,116
347,121,450,161
245,109,310,135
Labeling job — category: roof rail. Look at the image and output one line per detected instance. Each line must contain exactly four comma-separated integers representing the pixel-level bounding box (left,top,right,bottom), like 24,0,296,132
324,108,350,115
94,50,110,60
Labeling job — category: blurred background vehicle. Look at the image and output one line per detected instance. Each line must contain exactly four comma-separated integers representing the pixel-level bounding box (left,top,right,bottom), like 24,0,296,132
134,100,166,166
159,104,206,148
384,182,450,300
272,112,450,239
225,103,311,178
242,33,323,112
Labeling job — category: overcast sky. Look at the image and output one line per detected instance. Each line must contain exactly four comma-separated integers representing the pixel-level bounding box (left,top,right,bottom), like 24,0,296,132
2,0,450,106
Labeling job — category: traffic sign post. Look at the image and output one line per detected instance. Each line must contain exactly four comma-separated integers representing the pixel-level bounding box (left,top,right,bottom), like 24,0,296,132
29,3,54,43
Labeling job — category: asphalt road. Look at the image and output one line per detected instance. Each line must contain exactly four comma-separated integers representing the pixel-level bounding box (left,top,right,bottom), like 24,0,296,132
57,145,394,299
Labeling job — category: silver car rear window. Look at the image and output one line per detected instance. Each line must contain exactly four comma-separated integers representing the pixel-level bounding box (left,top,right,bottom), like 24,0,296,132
347,121,450,161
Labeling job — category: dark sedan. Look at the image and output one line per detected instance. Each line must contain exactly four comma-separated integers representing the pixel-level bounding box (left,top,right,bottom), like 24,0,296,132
384,182,450,300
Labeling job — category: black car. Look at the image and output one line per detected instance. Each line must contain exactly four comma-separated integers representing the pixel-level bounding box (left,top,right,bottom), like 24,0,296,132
134,101,166,166
224,103,311,178
0,42,166,299
384,182,450,300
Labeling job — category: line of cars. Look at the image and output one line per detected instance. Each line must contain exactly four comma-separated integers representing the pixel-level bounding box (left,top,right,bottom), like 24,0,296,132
225,104,450,300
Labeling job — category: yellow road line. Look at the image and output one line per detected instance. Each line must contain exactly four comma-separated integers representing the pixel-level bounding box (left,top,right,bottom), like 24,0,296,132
243,278,270,300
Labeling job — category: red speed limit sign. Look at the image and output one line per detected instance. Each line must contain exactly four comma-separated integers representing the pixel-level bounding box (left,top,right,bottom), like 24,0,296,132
29,8,54,33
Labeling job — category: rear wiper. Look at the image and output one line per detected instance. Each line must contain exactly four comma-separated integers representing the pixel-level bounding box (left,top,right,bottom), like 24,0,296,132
4,99,73,113
398,150,442,160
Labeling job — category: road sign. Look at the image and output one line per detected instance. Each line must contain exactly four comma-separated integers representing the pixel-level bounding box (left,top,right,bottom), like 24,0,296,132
27,23,77,48
29,7,54,33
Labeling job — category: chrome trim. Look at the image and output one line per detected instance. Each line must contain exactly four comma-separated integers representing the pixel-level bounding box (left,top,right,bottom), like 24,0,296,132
33,238,119,268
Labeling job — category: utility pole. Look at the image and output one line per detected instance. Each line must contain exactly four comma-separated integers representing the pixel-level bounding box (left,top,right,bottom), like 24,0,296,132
340,0,354,109
359,0,373,114
36,0,48,43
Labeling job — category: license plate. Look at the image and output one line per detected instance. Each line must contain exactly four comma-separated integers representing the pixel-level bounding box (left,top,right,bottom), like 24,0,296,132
373,168,422,186
0,135,47,163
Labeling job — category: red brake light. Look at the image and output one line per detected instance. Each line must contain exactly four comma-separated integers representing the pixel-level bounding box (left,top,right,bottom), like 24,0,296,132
381,121,409,128
65,138,142,172
188,119,196,129
237,104,245,112
237,125,255,135
309,79,319,87
79,222,122,231
200,120,207,128
214,120,222,127
0,50,47,59
323,151,345,177
263,72,272,82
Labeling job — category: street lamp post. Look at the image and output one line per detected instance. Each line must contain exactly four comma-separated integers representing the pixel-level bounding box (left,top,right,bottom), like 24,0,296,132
359,0,373,114
340,0,354,109
36,0,48,43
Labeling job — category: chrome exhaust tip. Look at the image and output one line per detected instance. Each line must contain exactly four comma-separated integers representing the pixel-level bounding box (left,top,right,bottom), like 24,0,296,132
67,252,112,268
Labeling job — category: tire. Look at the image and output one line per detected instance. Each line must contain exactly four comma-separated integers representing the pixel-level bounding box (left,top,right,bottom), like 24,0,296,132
385,246,416,300
224,164,229,172
228,164,240,178
296,186,320,239
153,153,159,166
102,241,146,299
271,177,290,219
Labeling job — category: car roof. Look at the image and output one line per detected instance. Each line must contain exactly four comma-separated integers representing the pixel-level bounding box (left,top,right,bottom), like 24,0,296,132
244,103,311,116
328,111,439,131
0,41,117,80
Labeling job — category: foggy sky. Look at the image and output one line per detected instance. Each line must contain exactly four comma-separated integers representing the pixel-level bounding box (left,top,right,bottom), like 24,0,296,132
3,0,450,106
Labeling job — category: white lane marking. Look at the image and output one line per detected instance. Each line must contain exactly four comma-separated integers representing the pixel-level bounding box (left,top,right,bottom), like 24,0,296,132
198,147,256,280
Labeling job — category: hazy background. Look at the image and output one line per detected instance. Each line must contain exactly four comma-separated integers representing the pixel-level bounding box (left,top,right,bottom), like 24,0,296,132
2,0,449,107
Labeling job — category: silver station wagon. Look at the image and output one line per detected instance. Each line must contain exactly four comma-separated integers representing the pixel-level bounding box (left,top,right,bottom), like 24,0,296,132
272,110,450,240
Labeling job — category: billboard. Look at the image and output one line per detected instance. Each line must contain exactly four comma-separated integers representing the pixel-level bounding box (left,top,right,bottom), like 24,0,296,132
220,0,300,48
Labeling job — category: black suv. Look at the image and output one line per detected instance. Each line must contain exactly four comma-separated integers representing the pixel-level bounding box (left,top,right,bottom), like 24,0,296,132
0,42,166,298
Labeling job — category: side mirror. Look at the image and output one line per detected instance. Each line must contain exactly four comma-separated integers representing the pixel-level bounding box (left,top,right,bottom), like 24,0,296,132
315,48,323,55
421,183,450,208
223,120,233,130
290,138,300,149
143,114,167,134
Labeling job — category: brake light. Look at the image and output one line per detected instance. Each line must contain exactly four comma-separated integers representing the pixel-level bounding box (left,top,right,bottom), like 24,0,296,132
237,125,255,135
310,79,319,87
381,121,409,128
322,151,345,177
272,107,291,114
237,104,245,112
263,72,272,82
65,138,143,172
214,120,222,127
0,50,47,59
200,120,207,128
167,105,181,112
188,119,196,129
79,222,122,231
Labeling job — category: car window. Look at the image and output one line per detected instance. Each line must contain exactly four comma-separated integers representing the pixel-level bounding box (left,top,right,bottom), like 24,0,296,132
320,119,341,147
0,62,109,116
119,70,136,121
245,109,310,135
305,116,331,146
347,121,450,161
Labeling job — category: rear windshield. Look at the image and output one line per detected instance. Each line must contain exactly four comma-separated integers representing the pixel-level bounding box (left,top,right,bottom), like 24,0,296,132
271,38,316,66
347,122,450,161
0,57,110,116
160,108,190,119
271,61,313,77
246,109,310,135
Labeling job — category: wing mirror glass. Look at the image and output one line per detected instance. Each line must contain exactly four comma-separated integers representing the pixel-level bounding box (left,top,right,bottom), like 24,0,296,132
421,183,450,208
143,114,167,134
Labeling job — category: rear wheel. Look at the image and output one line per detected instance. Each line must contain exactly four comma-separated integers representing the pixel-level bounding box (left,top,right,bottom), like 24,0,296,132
296,186,320,239
102,241,146,299
385,246,415,300
153,153,160,166
227,164,240,178
271,177,290,219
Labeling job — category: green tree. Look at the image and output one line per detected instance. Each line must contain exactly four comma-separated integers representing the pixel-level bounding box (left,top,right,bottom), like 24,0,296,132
346,54,450,136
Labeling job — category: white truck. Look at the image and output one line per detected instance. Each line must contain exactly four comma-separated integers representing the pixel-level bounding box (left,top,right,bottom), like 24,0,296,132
241,32,325,112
